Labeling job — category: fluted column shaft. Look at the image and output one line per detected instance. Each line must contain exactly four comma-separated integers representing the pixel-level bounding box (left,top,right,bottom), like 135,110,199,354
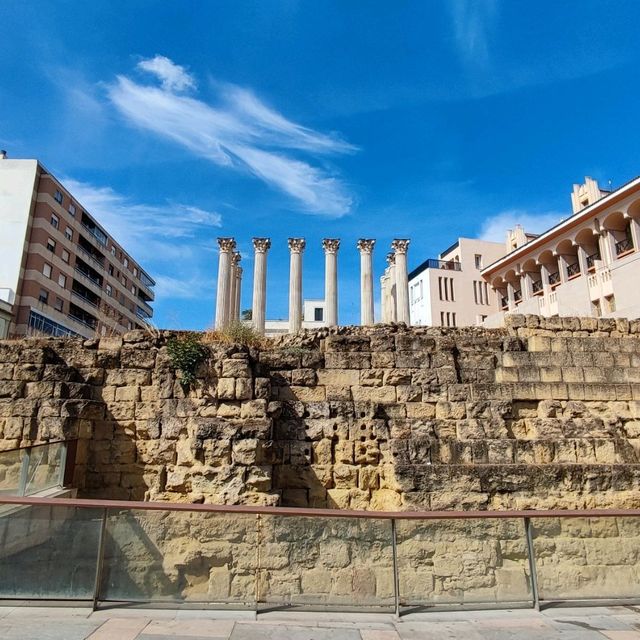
322,239,340,327
234,266,242,321
288,238,305,333
252,238,271,334
215,238,236,330
392,239,410,325
357,239,375,325
227,252,240,326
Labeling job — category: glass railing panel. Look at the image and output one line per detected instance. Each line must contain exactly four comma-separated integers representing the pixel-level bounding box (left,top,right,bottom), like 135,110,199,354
0,504,102,599
531,516,640,601
397,518,532,607
257,515,393,609
100,509,257,605
0,448,23,495
23,442,65,496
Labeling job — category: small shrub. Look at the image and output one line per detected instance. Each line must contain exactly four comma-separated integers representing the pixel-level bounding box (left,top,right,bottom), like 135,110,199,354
166,332,208,388
203,322,264,347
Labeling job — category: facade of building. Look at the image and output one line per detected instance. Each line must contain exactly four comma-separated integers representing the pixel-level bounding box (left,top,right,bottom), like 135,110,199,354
407,238,506,327
482,177,640,325
0,155,155,338
264,299,326,336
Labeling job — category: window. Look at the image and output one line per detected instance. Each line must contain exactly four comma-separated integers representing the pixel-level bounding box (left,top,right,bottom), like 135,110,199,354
54,297,64,312
438,277,444,301
58,274,66,288
122,276,127,287
123,257,129,268
449,278,455,302
111,246,116,256
64,227,73,241
68,203,76,217
474,254,483,269
50,213,59,229
592,299,602,317
108,265,114,276
47,238,56,252
484,282,489,305
451,312,457,327
38,288,49,304
131,285,136,295
43,263,52,279
61,249,70,263
54,190,63,204
106,284,112,297
605,294,616,313
314,307,324,322
133,267,138,277
440,311,445,326
127,321,133,330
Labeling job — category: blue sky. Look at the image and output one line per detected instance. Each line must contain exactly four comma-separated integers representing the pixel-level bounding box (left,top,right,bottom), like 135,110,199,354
2,1,639,328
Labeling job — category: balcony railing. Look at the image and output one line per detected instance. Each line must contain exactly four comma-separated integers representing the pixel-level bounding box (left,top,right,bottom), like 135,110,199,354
424,259,462,271
513,289,522,303
136,305,152,320
500,296,508,310
68,313,97,331
532,279,543,294
2,496,640,612
566,262,580,278
616,238,634,256
71,290,99,309
548,271,560,286
77,244,104,270
81,222,107,247
74,268,102,290
586,251,601,269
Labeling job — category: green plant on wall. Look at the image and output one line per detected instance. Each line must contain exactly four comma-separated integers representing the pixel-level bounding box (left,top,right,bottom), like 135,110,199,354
166,333,208,388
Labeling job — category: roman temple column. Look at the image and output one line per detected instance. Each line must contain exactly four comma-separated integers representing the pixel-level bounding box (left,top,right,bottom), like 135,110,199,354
215,237,236,330
251,238,271,334
234,265,242,322
228,252,241,325
288,238,306,333
322,239,340,326
385,252,397,323
357,239,376,325
392,239,410,325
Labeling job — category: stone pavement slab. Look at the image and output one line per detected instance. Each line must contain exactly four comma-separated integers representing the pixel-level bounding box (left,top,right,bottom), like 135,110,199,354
2,604,640,638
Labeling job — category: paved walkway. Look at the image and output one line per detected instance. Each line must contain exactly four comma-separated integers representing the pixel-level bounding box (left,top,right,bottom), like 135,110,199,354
2,605,640,639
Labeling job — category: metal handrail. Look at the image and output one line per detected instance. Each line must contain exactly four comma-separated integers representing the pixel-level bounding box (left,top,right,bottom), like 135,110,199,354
77,244,105,270
514,289,522,302
532,279,543,294
74,268,102,290
616,237,634,255
2,494,640,520
586,251,601,269
71,290,99,308
566,261,580,277
548,271,560,285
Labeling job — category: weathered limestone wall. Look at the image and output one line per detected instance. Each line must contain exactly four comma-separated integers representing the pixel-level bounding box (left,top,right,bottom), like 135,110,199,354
1,315,640,512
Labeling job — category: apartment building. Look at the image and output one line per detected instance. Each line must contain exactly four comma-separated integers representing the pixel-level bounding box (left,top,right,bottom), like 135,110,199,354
408,238,506,327
482,176,640,325
0,154,155,338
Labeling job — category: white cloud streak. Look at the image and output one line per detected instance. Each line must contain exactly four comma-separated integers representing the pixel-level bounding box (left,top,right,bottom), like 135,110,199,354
478,209,564,243
137,55,196,92
449,0,499,69
108,57,356,216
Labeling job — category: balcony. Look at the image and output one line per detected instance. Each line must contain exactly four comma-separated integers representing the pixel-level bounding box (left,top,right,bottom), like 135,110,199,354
615,237,634,257
500,296,509,310
74,268,102,291
586,251,601,270
566,262,580,279
532,279,543,295
548,271,560,287
136,305,152,320
68,313,96,331
71,290,99,309
514,289,522,303
427,259,461,271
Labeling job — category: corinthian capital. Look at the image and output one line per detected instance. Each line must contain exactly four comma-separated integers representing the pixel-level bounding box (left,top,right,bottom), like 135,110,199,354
391,238,410,255
322,238,341,254
232,251,241,266
386,252,396,265
288,238,306,253
252,237,271,253
217,237,236,252
357,239,376,254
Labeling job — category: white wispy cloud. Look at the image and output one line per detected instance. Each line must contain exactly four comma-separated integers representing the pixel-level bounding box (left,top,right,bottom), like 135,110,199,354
107,57,356,216
63,178,221,259
137,55,196,92
448,0,499,69
478,209,565,243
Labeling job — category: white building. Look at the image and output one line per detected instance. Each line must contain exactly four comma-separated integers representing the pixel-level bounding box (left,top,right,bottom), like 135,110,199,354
482,176,640,324
264,299,326,336
408,238,506,327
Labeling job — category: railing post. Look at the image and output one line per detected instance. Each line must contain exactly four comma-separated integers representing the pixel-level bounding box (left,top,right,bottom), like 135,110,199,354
391,518,400,618
18,447,31,496
524,517,540,611
92,508,108,611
